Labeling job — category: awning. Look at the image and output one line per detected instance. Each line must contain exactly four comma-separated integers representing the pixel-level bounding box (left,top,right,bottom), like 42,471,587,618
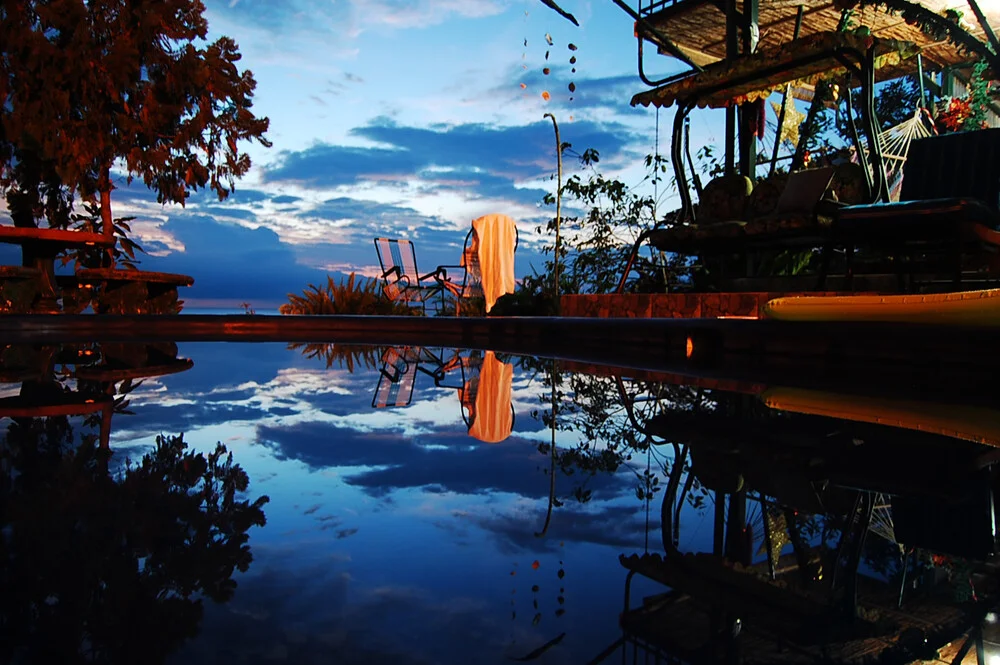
631,31,920,110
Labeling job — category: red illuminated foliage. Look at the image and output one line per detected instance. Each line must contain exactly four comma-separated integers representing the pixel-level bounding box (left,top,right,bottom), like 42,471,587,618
0,0,270,244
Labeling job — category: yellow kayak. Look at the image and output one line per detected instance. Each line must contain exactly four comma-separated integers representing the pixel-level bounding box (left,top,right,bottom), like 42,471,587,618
762,288,1000,326
761,386,1000,448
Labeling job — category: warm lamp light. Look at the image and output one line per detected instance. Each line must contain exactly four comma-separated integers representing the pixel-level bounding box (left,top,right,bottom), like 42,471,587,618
685,336,694,358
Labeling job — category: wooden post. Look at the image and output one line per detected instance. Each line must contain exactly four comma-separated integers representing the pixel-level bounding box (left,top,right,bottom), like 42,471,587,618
99,165,115,268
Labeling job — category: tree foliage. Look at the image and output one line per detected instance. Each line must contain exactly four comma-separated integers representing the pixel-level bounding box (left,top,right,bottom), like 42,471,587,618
0,0,271,233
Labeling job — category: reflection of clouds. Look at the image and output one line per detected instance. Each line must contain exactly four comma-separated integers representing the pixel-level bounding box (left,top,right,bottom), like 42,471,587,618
258,421,631,502
464,501,655,555
176,562,517,665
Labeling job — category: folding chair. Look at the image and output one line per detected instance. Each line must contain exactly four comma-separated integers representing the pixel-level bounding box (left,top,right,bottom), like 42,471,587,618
373,238,449,314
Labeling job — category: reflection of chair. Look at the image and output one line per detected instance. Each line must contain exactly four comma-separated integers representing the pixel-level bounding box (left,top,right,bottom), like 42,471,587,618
371,347,420,408
373,238,448,313
459,351,514,443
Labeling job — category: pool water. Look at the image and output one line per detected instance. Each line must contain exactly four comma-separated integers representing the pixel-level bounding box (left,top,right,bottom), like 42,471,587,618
2,339,998,664
2,341,698,664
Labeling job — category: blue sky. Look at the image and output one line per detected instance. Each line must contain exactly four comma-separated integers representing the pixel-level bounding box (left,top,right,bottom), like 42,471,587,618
6,0,710,307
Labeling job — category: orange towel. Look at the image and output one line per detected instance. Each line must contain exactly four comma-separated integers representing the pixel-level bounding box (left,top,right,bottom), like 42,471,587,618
471,214,517,313
468,351,514,443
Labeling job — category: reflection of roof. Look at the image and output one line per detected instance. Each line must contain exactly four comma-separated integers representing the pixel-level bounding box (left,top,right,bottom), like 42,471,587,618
632,31,919,109
763,386,1000,447
641,0,998,74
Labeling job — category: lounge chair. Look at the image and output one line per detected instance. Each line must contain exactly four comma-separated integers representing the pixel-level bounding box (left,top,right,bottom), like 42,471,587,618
835,128,1000,287
374,238,451,313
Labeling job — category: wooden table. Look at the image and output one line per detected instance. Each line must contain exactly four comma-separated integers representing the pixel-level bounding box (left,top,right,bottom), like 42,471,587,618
0,227,113,313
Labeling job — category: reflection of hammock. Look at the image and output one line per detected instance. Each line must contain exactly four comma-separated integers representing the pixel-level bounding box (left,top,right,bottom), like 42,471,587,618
855,108,936,201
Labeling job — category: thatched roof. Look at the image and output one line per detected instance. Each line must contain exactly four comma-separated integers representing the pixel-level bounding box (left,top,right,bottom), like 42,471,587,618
632,30,919,109
642,0,999,74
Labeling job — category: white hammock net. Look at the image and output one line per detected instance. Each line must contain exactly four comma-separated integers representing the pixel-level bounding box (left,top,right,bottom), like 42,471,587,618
856,108,937,201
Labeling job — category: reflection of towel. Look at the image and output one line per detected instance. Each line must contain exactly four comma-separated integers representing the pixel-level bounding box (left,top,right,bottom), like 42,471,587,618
471,214,517,313
468,351,513,443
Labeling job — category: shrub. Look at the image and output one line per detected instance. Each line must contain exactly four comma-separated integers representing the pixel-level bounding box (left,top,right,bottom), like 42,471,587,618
279,272,418,316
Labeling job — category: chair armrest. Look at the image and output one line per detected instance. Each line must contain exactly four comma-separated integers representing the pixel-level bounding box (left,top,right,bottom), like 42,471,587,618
381,266,403,281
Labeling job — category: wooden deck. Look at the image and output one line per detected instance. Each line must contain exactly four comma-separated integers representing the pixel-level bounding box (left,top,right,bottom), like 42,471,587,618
620,552,998,665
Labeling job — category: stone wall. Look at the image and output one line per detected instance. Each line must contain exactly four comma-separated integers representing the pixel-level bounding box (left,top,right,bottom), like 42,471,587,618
560,292,791,319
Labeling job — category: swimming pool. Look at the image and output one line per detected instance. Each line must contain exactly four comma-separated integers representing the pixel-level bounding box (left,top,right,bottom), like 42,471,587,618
2,333,998,664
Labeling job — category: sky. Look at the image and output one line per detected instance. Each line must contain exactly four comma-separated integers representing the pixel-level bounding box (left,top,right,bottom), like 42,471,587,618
4,0,698,307
7,0,996,308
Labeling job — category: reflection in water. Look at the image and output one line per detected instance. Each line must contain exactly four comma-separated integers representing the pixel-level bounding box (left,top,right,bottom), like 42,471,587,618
0,343,268,664
3,339,999,663
370,346,516,443
603,373,1000,664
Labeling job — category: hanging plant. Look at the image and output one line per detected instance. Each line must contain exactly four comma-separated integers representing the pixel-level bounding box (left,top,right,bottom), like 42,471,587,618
935,97,972,133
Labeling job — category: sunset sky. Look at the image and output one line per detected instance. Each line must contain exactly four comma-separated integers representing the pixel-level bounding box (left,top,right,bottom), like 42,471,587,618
89,0,697,306
8,1,995,307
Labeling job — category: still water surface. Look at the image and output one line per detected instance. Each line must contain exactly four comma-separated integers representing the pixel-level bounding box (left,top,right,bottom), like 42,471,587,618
2,340,997,664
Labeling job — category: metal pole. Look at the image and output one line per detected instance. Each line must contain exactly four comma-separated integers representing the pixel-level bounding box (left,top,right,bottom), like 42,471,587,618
544,113,562,314
724,0,738,174
917,54,926,108
769,5,804,175
739,0,760,178
968,0,1000,57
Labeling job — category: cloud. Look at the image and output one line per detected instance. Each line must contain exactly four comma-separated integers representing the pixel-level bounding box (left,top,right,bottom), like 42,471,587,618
208,0,506,41
262,117,637,189
134,214,334,304
257,421,631,501
469,503,657,555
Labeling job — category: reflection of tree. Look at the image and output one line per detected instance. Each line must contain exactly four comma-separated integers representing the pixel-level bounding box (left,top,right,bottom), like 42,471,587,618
522,357,709,514
286,342,381,373
0,421,268,664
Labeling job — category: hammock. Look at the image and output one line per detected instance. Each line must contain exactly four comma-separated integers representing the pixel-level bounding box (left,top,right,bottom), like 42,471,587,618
855,107,937,201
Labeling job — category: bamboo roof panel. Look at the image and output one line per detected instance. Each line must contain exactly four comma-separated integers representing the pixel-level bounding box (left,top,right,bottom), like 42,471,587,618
643,0,999,74
631,31,919,109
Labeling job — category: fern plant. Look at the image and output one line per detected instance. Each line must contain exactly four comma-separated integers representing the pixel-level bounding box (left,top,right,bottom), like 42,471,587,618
279,272,417,316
